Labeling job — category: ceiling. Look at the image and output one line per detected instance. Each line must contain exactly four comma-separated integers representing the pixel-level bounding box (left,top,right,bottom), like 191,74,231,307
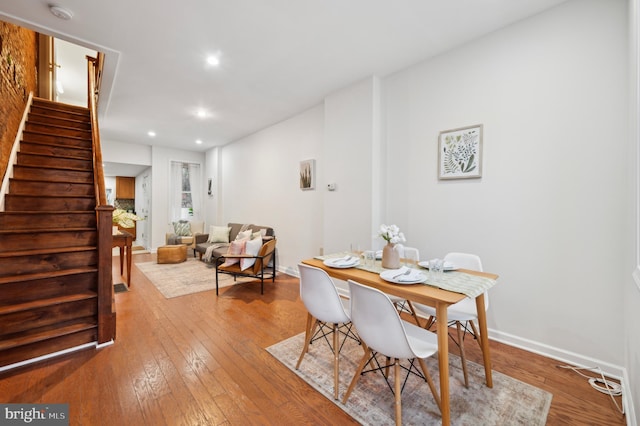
0,0,568,153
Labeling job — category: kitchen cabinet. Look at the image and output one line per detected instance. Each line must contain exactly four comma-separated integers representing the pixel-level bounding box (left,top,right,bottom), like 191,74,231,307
116,177,135,199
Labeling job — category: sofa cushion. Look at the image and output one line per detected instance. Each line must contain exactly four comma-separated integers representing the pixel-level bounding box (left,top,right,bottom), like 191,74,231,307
173,220,192,236
207,225,231,243
241,236,263,271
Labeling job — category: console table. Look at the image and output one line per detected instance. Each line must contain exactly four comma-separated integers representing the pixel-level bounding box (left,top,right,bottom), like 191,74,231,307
112,230,133,286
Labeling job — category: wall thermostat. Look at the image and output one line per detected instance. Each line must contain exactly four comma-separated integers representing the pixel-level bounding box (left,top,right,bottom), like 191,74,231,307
327,183,337,191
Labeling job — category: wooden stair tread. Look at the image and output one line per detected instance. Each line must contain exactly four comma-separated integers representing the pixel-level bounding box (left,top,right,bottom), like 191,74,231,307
9,178,94,185
0,227,96,234
0,246,97,258
0,292,97,316
20,141,92,154
0,211,94,215
0,267,98,285
22,130,91,142
28,112,90,125
0,319,97,352
5,193,95,199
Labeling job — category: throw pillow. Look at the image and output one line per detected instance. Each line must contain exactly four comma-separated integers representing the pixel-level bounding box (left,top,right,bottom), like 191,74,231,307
173,220,192,236
207,225,231,243
236,229,252,241
221,240,246,267
241,236,263,271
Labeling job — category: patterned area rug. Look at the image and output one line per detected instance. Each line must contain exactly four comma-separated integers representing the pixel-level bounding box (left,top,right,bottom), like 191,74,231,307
267,333,552,425
137,257,255,298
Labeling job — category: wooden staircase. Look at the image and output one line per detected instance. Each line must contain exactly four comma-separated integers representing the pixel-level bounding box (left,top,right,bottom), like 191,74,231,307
0,98,112,368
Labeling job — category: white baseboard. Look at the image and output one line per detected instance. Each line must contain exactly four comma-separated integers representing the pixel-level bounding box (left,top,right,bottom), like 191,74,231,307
488,328,625,380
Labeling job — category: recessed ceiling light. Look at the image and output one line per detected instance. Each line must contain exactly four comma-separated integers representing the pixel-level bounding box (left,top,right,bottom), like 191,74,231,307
196,109,207,119
195,139,203,145
147,130,156,137
206,55,220,67
49,5,73,20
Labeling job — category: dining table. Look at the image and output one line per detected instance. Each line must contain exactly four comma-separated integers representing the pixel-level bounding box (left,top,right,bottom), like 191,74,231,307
301,255,499,426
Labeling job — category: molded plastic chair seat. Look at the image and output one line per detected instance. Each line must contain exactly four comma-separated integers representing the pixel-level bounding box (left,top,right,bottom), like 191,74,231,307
296,263,358,400
343,280,441,425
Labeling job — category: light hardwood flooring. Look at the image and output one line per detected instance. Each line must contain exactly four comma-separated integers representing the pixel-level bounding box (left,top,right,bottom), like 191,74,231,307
0,253,626,425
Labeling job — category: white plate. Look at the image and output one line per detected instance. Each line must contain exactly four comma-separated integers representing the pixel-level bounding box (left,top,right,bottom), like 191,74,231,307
379,268,426,284
323,257,360,269
418,260,457,271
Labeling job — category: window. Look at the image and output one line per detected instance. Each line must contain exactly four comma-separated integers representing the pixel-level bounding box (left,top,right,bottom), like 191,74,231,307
170,161,201,221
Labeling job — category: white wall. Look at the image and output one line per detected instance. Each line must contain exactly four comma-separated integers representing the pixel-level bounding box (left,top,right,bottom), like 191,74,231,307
385,0,628,368
203,147,220,231
626,0,640,421
210,0,631,381
323,77,383,255
218,106,324,274
101,139,151,166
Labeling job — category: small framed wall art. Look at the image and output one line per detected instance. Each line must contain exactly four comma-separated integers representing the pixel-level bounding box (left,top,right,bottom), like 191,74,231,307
299,159,315,190
438,124,483,180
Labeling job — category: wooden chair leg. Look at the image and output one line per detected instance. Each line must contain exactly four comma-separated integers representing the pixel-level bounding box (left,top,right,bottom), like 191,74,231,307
405,300,422,328
425,315,435,330
342,347,371,404
394,359,402,426
469,320,481,345
456,321,469,387
333,323,340,400
295,314,316,369
417,357,441,412
384,356,392,379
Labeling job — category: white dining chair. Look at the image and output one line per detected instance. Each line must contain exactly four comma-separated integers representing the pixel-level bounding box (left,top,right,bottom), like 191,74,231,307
413,252,487,387
343,280,441,425
296,263,359,400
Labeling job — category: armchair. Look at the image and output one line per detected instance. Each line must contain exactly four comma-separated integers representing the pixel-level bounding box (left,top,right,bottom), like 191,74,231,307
165,220,205,256
215,239,277,295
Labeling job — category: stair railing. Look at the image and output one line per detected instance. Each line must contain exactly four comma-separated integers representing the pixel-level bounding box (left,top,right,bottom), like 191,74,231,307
87,54,116,344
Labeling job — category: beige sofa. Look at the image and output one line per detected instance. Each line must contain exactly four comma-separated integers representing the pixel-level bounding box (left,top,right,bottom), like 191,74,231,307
165,220,205,256
194,222,275,261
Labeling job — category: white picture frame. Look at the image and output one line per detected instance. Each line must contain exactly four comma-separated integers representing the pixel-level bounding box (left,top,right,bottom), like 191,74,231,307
438,124,483,180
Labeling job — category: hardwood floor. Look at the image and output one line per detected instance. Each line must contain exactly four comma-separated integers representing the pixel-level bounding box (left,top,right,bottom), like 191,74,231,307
0,253,626,425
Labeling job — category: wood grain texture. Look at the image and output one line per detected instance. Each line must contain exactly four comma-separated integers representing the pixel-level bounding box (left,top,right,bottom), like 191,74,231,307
0,253,626,425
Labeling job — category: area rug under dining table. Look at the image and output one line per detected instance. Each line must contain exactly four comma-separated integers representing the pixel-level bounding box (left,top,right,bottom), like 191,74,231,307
267,332,552,425
137,257,255,298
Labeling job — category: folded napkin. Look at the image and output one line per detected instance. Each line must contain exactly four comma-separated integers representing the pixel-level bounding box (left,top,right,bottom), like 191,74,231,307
394,267,424,282
333,255,357,266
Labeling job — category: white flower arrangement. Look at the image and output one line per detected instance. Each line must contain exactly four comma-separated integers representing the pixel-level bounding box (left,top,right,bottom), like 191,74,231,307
378,224,406,245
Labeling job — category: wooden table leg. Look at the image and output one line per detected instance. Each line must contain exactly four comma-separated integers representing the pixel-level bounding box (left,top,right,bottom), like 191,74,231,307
436,301,450,426
119,246,124,275
125,243,132,287
475,293,492,387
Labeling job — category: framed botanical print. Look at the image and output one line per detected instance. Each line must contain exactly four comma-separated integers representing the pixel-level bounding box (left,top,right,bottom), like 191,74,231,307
438,124,483,180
